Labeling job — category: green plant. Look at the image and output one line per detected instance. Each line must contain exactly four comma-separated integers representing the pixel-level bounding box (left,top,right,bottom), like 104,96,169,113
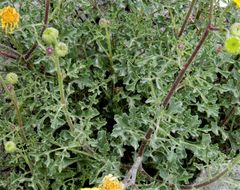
0,0,240,190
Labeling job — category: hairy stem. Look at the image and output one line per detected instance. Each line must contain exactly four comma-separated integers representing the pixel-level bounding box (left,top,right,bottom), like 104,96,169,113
181,154,240,189
52,56,74,131
0,51,17,59
162,25,210,107
0,75,27,143
105,27,114,73
40,0,50,36
177,0,197,37
17,142,45,190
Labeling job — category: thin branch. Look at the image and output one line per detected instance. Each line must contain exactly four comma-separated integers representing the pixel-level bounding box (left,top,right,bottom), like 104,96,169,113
162,24,210,107
124,157,143,188
181,154,240,189
220,106,237,126
208,0,213,24
163,0,214,107
0,43,22,56
0,76,28,145
24,0,50,61
0,51,18,59
139,165,154,182
220,97,240,127
123,128,153,188
181,169,228,189
23,43,38,61
177,0,197,37
40,0,50,36
138,153,239,190
137,128,153,157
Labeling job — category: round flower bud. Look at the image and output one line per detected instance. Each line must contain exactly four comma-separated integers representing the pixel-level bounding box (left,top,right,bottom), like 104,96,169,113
5,72,18,84
4,141,17,153
55,42,68,57
99,18,111,28
230,23,240,37
224,36,240,55
42,27,59,45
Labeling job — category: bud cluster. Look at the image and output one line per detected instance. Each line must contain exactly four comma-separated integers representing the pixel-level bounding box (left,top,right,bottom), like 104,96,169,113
42,27,68,57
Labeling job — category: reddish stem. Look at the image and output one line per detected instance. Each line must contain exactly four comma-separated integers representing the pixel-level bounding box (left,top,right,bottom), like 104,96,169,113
0,51,18,59
24,0,50,61
162,24,210,107
177,0,196,37
220,106,237,126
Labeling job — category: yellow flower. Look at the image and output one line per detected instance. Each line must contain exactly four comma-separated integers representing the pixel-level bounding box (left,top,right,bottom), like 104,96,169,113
234,0,240,7
80,175,124,190
0,6,20,33
99,174,124,190
224,36,240,54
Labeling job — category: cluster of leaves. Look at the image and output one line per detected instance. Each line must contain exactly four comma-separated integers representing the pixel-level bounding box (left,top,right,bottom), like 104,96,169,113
0,0,240,189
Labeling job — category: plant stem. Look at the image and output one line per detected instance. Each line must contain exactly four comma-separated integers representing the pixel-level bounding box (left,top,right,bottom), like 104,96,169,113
0,43,22,56
135,154,240,190
123,129,153,188
220,106,237,126
24,0,50,61
40,0,50,36
52,56,74,131
105,26,115,96
18,142,34,171
105,27,114,73
0,75,27,143
164,0,214,107
17,142,45,190
49,0,63,22
0,76,22,127
0,50,17,59
162,24,210,107
181,154,240,189
177,0,197,37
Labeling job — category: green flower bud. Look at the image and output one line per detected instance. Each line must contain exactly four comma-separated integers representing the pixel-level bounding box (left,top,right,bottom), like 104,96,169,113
5,72,18,84
230,23,240,37
55,42,68,57
42,27,59,45
99,18,111,28
4,141,17,153
224,36,240,55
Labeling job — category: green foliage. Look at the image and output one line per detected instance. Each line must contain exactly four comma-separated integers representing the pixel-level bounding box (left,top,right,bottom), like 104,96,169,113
0,0,240,189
